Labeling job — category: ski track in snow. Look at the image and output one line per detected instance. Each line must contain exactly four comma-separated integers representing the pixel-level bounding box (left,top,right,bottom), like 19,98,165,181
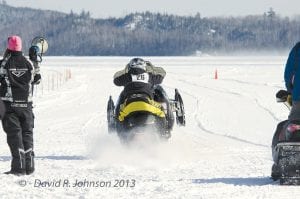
172,76,281,122
0,56,300,198
165,82,270,148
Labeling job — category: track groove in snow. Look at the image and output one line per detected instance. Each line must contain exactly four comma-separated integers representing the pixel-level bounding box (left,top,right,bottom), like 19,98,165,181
172,75,281,122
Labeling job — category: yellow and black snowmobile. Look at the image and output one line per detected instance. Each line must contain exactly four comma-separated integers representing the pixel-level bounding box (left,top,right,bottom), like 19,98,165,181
107,85,185,142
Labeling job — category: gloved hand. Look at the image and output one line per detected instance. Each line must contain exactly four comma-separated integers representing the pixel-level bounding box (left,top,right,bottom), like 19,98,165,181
29,46,39,62
33,74,41,85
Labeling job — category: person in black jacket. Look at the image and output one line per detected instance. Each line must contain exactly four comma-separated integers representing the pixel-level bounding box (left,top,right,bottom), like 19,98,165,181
114,58,166,94
113,58,174,135
0,35,41,175
113,58,166,114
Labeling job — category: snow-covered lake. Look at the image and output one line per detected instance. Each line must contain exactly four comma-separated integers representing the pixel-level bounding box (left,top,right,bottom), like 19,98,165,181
1,56,299,198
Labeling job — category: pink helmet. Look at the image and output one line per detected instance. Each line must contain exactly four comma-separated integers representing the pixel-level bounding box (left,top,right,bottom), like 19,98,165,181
7,35,22,51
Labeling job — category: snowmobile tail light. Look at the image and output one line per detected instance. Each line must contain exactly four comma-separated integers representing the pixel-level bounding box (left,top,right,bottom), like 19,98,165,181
287,124,300,133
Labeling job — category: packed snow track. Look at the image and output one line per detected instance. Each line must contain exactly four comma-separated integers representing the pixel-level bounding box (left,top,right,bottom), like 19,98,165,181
0,56,299,198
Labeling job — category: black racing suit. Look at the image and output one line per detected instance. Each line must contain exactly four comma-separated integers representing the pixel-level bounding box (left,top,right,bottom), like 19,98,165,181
114,62,165,113
0,50,40,174
113,62,174,131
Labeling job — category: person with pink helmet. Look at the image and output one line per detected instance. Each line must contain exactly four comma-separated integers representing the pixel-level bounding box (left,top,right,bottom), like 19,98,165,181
0,35,41,176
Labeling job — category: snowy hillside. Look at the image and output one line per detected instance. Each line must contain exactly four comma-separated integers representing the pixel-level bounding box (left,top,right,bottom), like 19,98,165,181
0,56,300,198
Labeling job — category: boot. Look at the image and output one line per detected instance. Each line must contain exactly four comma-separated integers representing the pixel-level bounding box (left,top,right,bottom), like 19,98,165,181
25,149,35,175
4,170,25,176
5,148,26,176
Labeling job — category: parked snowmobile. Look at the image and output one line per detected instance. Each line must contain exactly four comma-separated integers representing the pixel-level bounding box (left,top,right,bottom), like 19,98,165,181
272,90,300,185
107,85,185,142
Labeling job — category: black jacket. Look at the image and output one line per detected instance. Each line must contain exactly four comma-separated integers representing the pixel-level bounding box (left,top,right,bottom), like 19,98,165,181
113,62,166,99
0,51,38,104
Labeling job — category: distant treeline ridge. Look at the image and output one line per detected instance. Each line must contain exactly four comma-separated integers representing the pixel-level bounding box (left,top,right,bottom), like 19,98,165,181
0,3,299,55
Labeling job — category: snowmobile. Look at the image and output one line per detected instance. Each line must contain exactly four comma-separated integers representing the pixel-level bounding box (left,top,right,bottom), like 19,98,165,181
107,85,185,142
272,90,300,185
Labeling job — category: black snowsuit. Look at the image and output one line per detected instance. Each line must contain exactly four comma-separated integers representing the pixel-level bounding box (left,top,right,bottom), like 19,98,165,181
114,62,166,95
113,62,174,130
0,50,40,174
113,62,166,115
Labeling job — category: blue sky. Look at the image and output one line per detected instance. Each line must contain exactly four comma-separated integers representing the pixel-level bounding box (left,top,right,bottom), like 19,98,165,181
5,0,300,18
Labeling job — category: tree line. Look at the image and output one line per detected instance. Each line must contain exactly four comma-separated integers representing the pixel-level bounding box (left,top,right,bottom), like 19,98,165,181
0,3,299,56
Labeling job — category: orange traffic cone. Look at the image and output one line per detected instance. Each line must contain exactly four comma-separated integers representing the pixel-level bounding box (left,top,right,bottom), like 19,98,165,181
214,69,218,80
